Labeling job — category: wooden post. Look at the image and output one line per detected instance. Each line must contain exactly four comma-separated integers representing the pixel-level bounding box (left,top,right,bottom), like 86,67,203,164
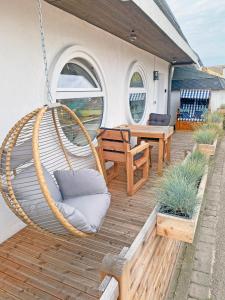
100,248,130,300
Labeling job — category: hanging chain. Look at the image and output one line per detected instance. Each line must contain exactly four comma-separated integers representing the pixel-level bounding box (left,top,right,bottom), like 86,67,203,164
37,0,53,103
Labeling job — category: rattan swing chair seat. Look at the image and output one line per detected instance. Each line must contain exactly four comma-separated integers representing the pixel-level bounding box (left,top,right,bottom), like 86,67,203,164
0,104,109,237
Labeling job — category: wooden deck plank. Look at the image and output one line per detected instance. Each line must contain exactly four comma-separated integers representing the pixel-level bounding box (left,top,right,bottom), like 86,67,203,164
0,132,194,300
0,288,19,300
0,257,97,300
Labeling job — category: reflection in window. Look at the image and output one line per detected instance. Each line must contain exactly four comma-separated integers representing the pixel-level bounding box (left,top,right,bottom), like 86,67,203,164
129,93,146,123
129,71,146,123
56,59,104,146
57,97,103,146
130,72,144,88
58,63,97,89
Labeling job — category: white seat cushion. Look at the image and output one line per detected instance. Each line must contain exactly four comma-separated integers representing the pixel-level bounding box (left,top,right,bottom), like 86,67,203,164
64,193,111,232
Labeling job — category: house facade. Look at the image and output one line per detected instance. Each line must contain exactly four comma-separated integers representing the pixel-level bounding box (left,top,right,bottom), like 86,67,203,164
0,0,199,243
171,66,225,124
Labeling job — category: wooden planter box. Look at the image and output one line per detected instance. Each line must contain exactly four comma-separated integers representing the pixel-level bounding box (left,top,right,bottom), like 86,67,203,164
217,108,225,115
197,138,217,156
156,167,208,243
101,206,182,300
217,122,223,129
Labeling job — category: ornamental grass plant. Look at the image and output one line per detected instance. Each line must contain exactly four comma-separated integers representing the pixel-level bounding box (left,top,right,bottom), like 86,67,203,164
205,111,224,124
157,151,207,219
188,150,207,166
193,128,217,145
158,173,198,219
201,122,223,136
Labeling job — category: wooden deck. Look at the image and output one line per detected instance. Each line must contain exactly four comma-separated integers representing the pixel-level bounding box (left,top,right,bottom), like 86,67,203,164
0,132,194,300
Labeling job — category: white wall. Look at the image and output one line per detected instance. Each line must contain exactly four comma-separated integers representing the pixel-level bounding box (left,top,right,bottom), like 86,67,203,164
170,91,180,125
210,91,225,111
0,0,169,243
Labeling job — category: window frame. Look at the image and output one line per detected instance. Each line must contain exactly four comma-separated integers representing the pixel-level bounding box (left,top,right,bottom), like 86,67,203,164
127,64,148,124
56,59,102,93
50,46,107,156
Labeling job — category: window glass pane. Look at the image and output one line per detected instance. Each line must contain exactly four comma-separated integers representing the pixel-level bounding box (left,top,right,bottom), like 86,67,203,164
58,63,98,89
130,72,144,88
129,93,146,123
57,98,103,146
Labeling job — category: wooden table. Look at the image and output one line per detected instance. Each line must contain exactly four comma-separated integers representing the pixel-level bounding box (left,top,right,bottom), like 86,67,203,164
117,124,174,175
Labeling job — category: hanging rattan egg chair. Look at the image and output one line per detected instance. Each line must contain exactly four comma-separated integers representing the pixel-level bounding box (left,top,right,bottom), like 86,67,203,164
0,104,110,237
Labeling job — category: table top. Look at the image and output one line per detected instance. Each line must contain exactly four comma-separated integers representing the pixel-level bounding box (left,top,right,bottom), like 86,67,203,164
116,124,174,139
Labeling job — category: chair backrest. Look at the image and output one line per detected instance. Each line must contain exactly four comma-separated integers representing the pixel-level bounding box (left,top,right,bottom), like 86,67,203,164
148,113,171,126
98,128,131,163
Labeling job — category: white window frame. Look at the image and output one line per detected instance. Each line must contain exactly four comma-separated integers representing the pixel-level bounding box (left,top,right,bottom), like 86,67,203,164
50,46,107,156
56,59,102,94
127,63,148,124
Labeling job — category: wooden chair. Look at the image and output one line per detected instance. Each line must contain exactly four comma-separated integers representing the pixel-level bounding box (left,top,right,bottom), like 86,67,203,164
97,128,150,196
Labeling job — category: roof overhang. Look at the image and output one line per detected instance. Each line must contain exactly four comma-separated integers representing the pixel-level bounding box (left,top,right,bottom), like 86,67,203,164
45,0,200,65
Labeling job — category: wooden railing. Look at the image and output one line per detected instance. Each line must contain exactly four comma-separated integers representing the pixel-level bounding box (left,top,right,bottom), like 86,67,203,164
99,276,119,300
100,207,181,300
100,140,213,300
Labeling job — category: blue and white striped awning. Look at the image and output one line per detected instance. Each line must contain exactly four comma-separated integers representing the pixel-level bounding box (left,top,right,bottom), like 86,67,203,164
180,89,211,99
129,93,146,102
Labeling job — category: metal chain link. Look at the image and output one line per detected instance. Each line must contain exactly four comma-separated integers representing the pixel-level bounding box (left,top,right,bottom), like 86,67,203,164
37,0,53,103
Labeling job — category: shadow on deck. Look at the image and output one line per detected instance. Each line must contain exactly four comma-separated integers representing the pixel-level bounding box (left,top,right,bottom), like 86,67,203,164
0,132,194,300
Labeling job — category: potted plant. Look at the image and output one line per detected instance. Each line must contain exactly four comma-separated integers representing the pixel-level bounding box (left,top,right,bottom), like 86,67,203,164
205,111,224,129
217,104,225,115
157,151,208,243
193,127,218,156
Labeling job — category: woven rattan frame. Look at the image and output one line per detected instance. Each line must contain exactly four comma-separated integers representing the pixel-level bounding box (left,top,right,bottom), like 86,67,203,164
0,104,104,237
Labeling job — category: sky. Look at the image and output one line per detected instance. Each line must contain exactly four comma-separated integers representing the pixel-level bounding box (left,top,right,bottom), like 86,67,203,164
166,0,225,66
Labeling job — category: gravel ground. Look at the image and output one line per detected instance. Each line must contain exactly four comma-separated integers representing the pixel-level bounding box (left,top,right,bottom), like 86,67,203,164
211,147,225,300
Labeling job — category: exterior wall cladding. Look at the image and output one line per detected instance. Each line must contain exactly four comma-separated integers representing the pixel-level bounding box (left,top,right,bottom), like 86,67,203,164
0,0,170,242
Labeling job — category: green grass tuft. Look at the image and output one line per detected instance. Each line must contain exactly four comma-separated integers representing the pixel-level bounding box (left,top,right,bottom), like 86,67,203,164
201,122,223,136
157,150,207,219
193,128,217,145
188,150,207,165
205,111,224,124
158,175,198,219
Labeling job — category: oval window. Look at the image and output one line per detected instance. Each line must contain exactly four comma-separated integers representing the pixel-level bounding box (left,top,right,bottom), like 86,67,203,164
56,59,104,146
129,70,147,123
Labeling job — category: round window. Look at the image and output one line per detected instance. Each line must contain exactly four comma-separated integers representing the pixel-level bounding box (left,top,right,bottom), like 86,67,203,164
56,59,104,146
129,70,147,123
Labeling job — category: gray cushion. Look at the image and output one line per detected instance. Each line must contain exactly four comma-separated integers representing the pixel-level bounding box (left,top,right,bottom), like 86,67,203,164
54,169,108,199
56,202,94,233
148,113,171,126
12,164,63,202
1,139,33,172
64,193,111,232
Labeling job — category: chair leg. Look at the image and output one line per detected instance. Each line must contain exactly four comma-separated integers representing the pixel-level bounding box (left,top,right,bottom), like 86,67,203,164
96,146,108,182
137,137,142,145
143,159,149,179
149,151,152,167
107,162,120,183
126,154,134,196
